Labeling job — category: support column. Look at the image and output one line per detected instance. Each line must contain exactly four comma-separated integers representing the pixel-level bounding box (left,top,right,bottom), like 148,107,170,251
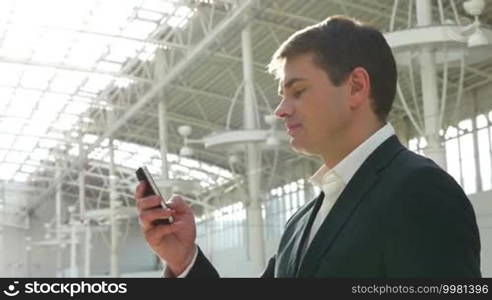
155,49,172,200
242,20,265,273
155,49,172,270
25,237,31,277
55,160,63,277
0,227,3,277
416,0,447,169
0,182,4,276
69,207,77,277
472,92,483,192
84,223,91,277
204,206,213,260
109,138,119,277
79,140,91,277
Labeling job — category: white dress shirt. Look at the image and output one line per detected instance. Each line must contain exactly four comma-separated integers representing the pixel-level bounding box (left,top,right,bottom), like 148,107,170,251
170,122,396,278
306,170,344,246
306,122,395,247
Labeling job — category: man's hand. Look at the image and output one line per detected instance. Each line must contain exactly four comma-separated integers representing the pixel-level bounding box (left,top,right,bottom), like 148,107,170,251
135,182,197,276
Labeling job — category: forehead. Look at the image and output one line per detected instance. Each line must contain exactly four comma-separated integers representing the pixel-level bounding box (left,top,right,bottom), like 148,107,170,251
280,53,318,80
277,53,328,91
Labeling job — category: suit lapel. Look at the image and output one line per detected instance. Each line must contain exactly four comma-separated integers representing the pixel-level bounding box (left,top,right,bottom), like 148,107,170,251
296,136,405,277
277,192,323,277
292,192,324,273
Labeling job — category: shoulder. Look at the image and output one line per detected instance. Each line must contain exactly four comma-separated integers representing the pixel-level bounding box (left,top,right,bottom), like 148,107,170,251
385,149,474,220
387,148,462,194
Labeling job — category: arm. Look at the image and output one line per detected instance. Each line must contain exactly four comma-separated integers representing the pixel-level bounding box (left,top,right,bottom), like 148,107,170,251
384,166,481,277
136,182,278,278
183,251,276,278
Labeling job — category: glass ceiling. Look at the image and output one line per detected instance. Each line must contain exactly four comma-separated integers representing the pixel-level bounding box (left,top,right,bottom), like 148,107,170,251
69,134,234,189
0,0,232,186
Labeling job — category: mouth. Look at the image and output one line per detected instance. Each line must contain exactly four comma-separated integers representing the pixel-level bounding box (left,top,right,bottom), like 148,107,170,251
286,124,302,135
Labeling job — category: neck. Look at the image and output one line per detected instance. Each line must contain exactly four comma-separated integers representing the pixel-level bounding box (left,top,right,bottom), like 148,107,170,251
321,120,385,169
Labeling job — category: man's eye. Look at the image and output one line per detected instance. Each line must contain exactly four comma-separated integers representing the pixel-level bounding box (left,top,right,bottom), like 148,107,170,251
293,89,306,97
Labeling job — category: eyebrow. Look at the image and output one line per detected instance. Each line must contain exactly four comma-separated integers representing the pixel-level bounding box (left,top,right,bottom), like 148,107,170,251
278,77,307,96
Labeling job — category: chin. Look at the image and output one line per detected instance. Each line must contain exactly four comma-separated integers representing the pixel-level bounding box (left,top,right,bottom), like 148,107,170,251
289,139,315,156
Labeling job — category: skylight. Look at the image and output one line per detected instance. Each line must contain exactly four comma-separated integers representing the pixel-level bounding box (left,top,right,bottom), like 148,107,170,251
75,134,233,189
0,0,195,182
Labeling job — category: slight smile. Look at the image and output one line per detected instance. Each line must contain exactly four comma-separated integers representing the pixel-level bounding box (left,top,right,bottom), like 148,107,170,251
286,124,302,135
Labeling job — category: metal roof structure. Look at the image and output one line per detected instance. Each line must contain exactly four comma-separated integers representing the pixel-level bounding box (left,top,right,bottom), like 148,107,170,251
0,0,491,218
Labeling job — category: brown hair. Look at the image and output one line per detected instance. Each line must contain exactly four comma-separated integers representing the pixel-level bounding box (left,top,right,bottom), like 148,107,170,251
268,15,397,122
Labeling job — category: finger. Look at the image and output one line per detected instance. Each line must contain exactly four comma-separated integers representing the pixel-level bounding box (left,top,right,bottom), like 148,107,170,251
136,195,162,211
166,195,189,213
139,209,174,231
145,222,181,245
135,181,147,199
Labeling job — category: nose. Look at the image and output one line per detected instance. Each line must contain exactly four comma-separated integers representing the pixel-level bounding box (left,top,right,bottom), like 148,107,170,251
274,98,292,119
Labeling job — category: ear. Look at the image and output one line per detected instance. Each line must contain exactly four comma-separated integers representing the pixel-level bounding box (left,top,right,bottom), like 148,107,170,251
347,67,371,109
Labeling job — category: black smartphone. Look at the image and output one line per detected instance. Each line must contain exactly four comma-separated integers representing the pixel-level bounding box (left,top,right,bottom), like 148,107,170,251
136,166,173,225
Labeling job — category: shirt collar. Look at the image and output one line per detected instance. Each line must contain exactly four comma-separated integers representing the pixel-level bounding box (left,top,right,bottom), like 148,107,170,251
309,122,395,188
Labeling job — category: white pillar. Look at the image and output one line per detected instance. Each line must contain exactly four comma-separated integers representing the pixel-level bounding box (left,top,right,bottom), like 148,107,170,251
0,182,4,276
158,101,169,187
472,92,483,192
204,206,213,259
0,227,3,277
416,0,447,169
25,237,31,277
155,49,172,200
109,138,119,277
78,139,85,224
78,139,91,277
69,210,77,277
155,49,172,270
84,223,91,278
242,21,265,273
55,160,63,277
78,140,91,277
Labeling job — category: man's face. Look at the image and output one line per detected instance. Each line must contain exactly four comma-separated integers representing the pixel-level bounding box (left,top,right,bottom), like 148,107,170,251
274,52,351,156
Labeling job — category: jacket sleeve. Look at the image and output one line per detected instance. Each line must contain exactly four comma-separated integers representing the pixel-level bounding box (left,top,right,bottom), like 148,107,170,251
186,246,220,278
260,255,276,278
384,165,481,277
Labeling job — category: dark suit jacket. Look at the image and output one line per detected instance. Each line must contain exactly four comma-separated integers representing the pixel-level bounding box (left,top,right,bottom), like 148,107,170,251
186,135,481,278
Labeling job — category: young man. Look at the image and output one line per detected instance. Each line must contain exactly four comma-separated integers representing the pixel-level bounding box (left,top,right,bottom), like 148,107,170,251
135,16,481,277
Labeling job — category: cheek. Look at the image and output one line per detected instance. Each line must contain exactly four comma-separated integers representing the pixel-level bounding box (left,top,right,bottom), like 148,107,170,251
303,108,332,137
326,90,351,119
310,95,349,132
